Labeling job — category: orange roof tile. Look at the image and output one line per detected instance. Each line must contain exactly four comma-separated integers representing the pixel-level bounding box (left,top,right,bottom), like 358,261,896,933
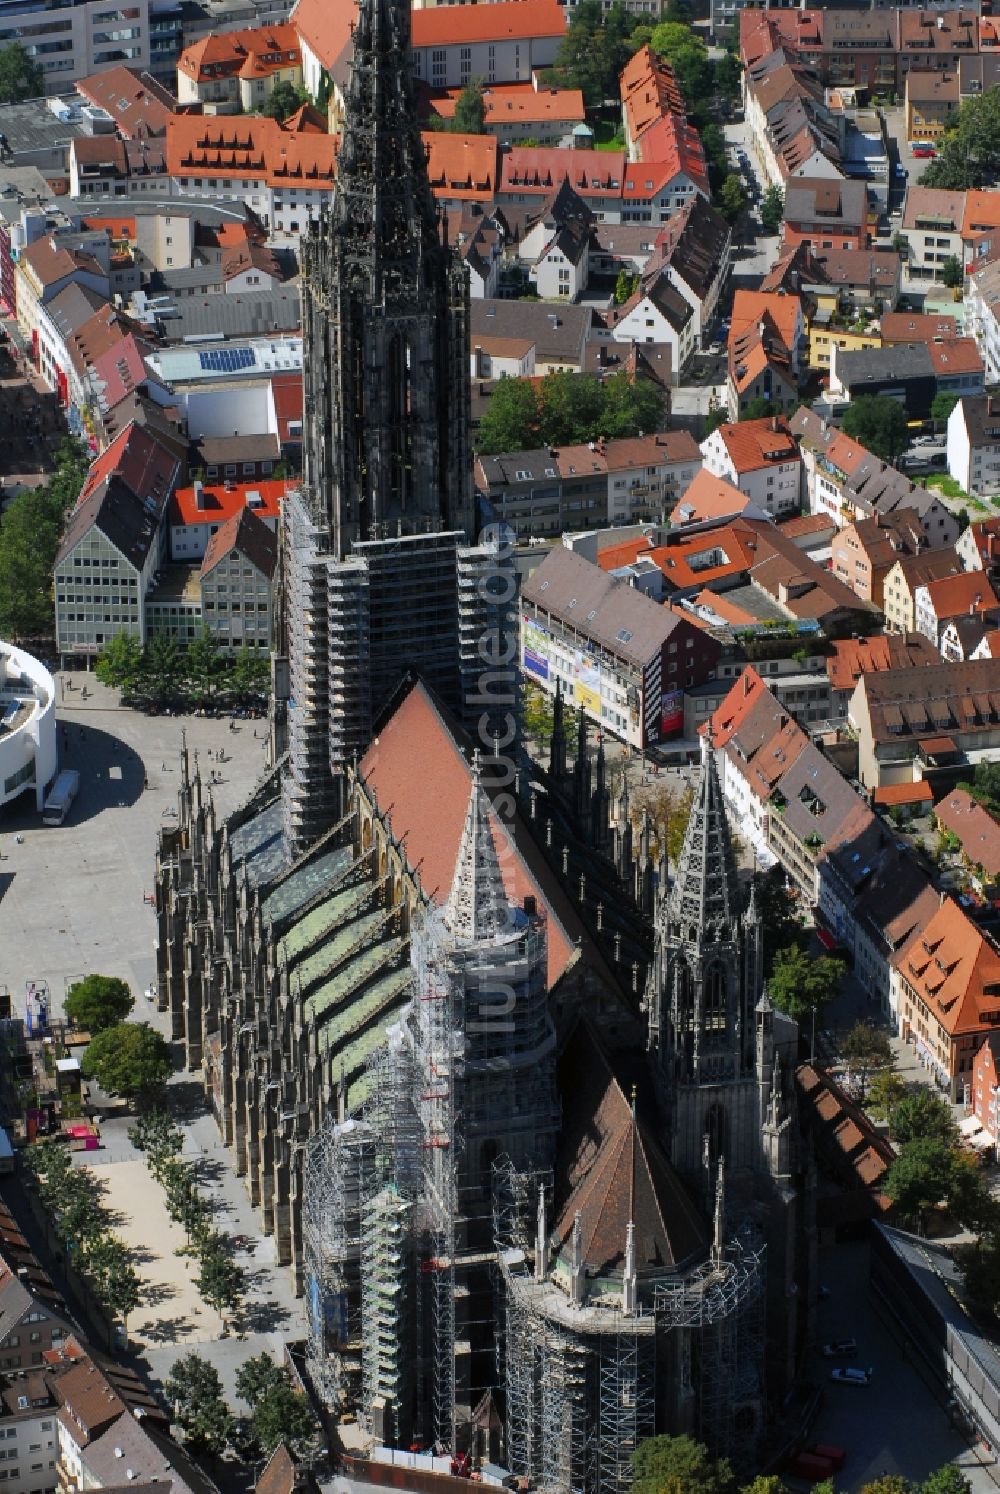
896,897,1000,1038
671,468,751,523
936,788,1000,877
873,781,935,806
729,288,801,352
422,132,499,203
172,478,288,528
291,0,356,75
710,415,800,475
411,0,565,47
178,24,299,83
431,83,585,128
923,570,999,620
165,114,336,190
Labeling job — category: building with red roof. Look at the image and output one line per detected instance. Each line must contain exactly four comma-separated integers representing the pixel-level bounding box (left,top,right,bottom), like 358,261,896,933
75,66,177,139
727,291,804,418
428,83,585,145
410,1,565,89
176,24,301,114
893,897,1000,1098
915,569,1000,648
170,477,288,561
699,415,802,515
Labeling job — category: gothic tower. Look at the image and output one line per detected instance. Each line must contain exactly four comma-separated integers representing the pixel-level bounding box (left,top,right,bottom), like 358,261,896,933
646,728,764,1179
279,0,508,855
300,0,472,550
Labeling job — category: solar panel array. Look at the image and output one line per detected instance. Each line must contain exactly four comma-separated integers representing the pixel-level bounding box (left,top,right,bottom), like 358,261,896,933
198,346,257,373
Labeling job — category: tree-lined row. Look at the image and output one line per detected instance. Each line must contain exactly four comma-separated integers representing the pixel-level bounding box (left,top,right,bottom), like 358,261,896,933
96,631,270,708
164,1351,319,1462
0,438,90,642
632,1434,970,1493
24,1145,141,1331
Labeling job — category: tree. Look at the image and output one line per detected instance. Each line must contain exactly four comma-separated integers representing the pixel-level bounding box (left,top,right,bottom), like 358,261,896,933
64,975,134,1033
741,1481,788,1494
768,945,844,1026
841,394,909,463
958,1231,1000,1318
632,1435,733,1494
715,52,741,102
920,90,1000,190
648,22,712,104
81,1022,172,1105
184,630,223,703
143,635,184,705
476,376,542,454
48,438,90,514
861,1481,911,1494
95,632,145,694
718,173,746,224
756,867,807,974
262,78,304,121
235,1352,287,1410
760,185,784,234
164,1353,232,1457
451,76,486,134
196,1239,247,1326
614,267,636,305
888,1088,956,1146
941,255,964,290
0,42,44,103
231,644,270,701
84,1236,141,1332
867,1069,909,1123
920,1471,972,1494
539,369,605,445
841,1020,894,1099
597,370,664,440
251,1380,320,1458
701,406,729,440
741,396,780,421
129,1108,184,1180
883,1135,991,1232
0,486,63,640
931,391,959,423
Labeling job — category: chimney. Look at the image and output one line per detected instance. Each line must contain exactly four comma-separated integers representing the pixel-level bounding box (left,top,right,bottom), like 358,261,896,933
193,478,204,510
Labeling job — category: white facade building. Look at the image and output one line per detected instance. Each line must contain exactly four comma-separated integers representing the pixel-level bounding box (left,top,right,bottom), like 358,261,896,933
0,643,57,813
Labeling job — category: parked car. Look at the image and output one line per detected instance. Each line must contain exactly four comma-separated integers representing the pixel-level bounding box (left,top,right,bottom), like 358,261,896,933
822,1339,858,1358
831,1366,873,1386
913,145,937,158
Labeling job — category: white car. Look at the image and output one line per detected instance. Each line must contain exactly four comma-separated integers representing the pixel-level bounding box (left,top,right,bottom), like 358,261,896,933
831,1366,873,1386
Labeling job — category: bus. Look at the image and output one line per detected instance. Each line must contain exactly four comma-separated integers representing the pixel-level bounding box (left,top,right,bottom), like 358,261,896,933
42,769,79,826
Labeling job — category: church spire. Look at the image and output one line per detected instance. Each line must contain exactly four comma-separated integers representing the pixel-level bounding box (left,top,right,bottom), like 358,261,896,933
299,0,472,552
666,724,740,933
442,757,514,942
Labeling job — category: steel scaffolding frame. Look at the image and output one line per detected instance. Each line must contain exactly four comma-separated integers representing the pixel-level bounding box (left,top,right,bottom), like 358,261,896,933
597,1312,654,1494
301,1116,377,1408
413,910,462,1458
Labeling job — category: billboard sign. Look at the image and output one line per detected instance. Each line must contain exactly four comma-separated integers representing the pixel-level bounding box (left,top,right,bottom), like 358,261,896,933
661,688,684,738
522,618,551,682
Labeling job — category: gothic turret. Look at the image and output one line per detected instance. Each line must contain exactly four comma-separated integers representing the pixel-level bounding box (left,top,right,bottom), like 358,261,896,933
646,727,764,1176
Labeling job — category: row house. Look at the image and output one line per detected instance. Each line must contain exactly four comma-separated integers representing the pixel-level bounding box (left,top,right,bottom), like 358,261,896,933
607,269,696,382
648,195,732,346
54,422,180,665
947,394,1000,497
966,256,1000,384
892,896,1000,1101
825,631,939,717
848,656,1000,790
699,415,802,516
740,7,981,99
790,405,961,547
883,547,963,633
68,135,170,200
956,515,1000,575
830,510,926,608
768,741,874,903
727,289,805,418
935,787,1000,898
817,814,939,1016
475,430,702,537
781,177,870,253
15,236,109,371
519,543,720,748
146,506,278,649
165,113,337,237
914,569,1000,648
829,338,985,420
709,666,809,868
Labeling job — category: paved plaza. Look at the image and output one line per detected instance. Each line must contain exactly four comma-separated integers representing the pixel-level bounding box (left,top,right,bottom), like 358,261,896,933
0,676,270,1018
0,676,306,1401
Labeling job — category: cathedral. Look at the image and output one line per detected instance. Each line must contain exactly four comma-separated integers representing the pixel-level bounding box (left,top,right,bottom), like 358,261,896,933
152,0,815,1482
